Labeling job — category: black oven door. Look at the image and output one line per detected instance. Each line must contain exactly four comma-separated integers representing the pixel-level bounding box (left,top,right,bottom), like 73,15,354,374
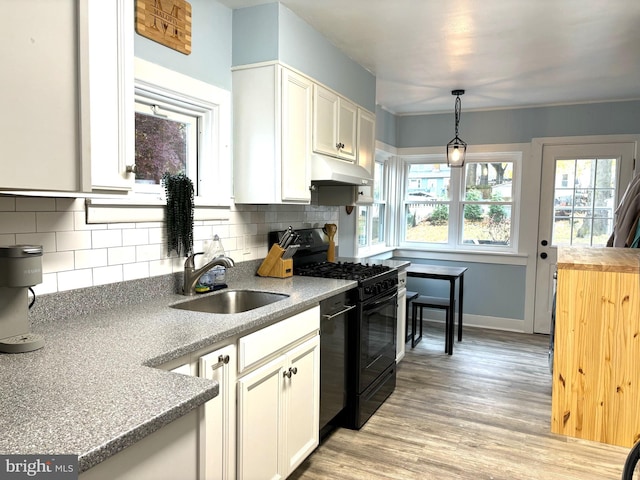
358,290,397,393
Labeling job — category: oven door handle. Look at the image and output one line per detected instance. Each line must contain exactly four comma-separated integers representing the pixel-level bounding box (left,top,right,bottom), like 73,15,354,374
364,291,398,311
322,304,356,320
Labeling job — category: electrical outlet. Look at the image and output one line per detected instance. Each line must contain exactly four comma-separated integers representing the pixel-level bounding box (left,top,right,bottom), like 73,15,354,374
243,234,251,255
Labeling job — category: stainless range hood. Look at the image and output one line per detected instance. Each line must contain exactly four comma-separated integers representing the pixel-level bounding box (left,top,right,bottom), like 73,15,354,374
310,154,373,186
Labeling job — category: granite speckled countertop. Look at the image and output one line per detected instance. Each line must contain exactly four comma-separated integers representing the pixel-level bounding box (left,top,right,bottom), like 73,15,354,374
0,260,357,473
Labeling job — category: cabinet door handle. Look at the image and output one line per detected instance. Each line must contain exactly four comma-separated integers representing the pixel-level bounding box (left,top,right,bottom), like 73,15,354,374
336,142,345,150
210,354,230,371
283,367,298,379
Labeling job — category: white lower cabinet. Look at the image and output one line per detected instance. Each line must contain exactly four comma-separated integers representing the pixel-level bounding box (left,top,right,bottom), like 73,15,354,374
79,409,200,480
237,335,320,480
199,344,237,480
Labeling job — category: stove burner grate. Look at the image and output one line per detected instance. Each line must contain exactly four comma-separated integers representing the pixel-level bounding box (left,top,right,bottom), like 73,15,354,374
295,261,390,281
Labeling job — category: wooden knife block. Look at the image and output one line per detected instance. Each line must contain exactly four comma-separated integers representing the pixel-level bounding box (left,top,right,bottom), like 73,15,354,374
257,244,293,278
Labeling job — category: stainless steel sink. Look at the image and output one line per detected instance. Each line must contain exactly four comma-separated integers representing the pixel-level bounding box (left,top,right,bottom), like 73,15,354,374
172,290,289,314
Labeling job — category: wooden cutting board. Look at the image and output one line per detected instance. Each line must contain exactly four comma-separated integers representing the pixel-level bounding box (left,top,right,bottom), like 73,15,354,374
136,0,192,55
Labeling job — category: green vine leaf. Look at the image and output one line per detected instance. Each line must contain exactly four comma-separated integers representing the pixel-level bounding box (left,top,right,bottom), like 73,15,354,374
162,172,194,257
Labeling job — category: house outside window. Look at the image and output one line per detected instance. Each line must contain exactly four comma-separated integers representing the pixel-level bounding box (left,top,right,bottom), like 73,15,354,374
403,152,520,251
134,99,201,195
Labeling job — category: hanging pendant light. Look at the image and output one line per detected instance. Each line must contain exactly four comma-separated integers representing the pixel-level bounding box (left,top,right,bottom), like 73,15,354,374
446,89,467,167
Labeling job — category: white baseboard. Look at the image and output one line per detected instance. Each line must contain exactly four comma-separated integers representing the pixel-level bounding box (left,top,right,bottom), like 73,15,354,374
414,308,527,333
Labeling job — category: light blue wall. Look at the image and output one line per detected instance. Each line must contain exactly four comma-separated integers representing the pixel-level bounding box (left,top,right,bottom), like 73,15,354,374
134,0,233,90
400,258,526,321
232,3,376,112
376,106,398,147
395,100,640,148
231,3,279,67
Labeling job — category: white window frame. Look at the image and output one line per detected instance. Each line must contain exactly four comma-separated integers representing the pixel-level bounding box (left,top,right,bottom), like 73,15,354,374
86,58,231,224
133,99,200,195
356,158,389,257
400,150,522,253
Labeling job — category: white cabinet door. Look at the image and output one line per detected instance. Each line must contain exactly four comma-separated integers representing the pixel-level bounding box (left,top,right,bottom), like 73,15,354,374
79,409,200,480
237,355,287,480
233,64,311,204
357,108,376,176
312,86,340,157
1,0,132,193
337,98,358,162
237,322,320,479
281,68,313,202
2,0,81,191
83,0,134,193
199,344,236,480
313,85,357,162
284,336,320,475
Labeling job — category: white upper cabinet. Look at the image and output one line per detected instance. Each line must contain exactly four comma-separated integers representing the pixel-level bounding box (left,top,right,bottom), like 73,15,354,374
313,85,357,162
1,0,133,193
357,108,376,176
233,64,313,204
83,0,134,193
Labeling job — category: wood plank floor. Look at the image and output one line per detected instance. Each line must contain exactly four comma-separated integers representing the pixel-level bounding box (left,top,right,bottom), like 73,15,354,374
291,323,630,480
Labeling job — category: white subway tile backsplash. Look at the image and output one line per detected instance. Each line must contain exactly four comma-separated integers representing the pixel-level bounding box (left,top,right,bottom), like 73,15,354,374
0,212,36,234
58,269,93,291
74,211,107,231
149,258,174,277
92,229,123,248
55,198,85,212
37,211,74,233
56,231,92,251
16,232,56,252
108,246,136,265
0,198,337,294
75,249,108,269
122,228,149,246
147,227,165,245
136,243,164,262
42,251,75,273
16,197,56,212
0,197,16,211
123,262,149,281
0,234,17,246
35,273,59,295
93,265,124,286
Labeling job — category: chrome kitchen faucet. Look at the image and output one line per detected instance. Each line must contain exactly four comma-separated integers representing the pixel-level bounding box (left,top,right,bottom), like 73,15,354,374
183,253,235,296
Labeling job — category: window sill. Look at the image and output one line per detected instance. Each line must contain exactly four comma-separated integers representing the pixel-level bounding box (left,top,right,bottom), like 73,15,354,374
393,246,528,266
85,197,230,224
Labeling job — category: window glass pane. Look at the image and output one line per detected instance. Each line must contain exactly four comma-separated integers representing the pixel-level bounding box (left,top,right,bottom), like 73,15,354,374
357,206,368,247
407,163,450,200
371,204,384,244
135,112,189,185
464,162,513,201
373,162,384,202
405,203,449,243
551,157,616,246
461,205,511,246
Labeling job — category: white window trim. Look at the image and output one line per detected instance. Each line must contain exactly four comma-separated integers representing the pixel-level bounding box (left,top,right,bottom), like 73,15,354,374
356,157,388,257
398,146,523,254
86,58,231,223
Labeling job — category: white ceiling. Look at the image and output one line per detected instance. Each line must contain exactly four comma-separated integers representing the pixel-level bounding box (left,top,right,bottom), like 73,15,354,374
219,0,640,115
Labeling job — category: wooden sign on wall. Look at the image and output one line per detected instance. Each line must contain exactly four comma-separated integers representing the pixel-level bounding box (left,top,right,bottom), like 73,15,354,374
136,0,192,55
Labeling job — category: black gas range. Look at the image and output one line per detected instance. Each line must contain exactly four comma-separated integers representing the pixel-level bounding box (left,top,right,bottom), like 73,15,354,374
269,228,398,430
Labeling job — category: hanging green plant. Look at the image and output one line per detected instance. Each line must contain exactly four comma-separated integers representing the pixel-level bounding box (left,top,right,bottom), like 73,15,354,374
162,172,194,257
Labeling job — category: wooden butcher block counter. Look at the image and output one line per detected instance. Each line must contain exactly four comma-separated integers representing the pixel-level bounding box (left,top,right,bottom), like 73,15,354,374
552,246,640,447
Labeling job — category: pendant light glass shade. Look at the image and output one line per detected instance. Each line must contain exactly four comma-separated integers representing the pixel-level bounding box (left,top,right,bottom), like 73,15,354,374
446,90,467,167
